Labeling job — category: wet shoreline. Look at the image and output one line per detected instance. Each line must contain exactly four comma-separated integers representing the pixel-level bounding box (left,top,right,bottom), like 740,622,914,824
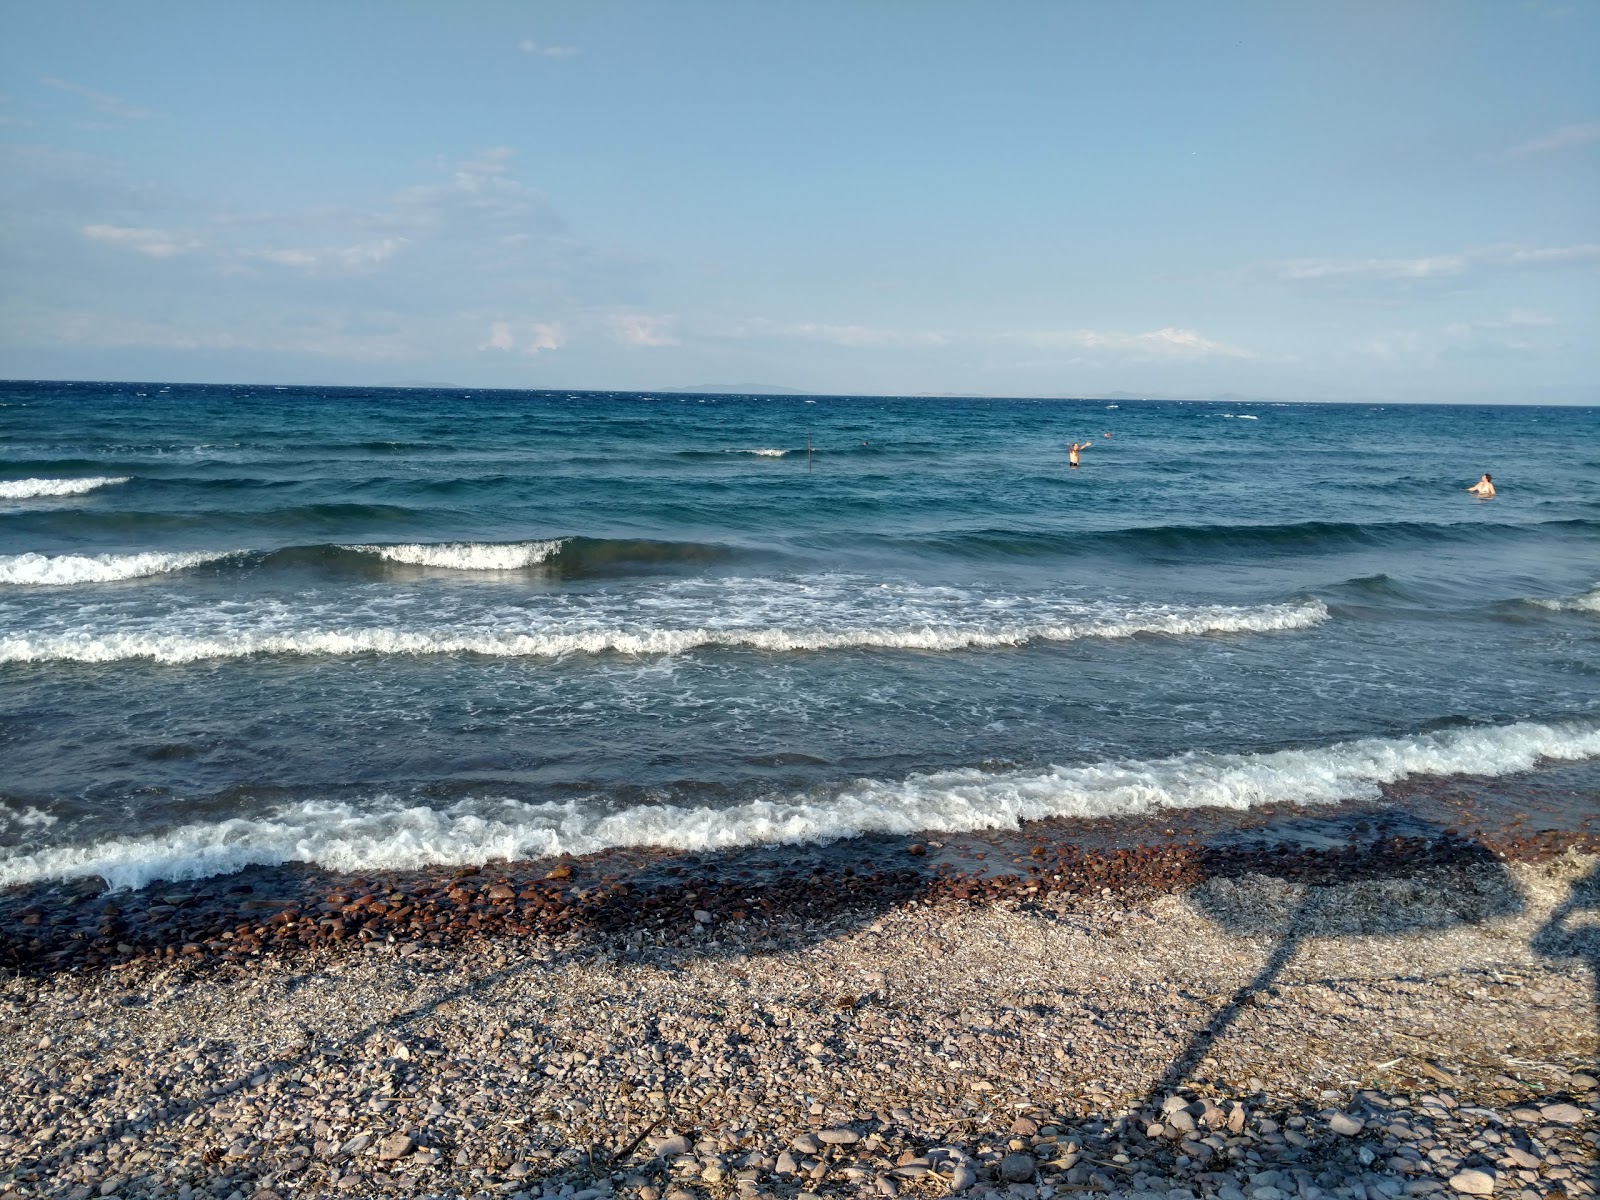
5,763,1596,976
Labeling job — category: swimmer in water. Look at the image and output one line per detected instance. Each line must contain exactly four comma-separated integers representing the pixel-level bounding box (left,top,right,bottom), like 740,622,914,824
1068,441,1092,467
1466,473,1495,497
1104,432,1112,438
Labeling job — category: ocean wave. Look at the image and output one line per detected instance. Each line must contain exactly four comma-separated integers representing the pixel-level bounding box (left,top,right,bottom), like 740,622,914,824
1526,584,1600,613
0,594,1327,665
343,540,566,570
0,549,237,586
0,476,130,499
6,716,1594,889
915,518,1597,561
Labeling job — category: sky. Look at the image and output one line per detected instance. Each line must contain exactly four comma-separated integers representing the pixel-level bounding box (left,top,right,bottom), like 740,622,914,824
0,1,1596,402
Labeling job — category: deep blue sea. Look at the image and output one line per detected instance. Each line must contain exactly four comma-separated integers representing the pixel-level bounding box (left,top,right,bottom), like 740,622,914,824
1,381,1596,890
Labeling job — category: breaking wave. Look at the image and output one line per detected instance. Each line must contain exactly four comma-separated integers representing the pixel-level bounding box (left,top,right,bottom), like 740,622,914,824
0,591,1328,665
1526,584,1600,614
343,540,566,570
0,476,130,499
0,549,237,586
7,717,1595,889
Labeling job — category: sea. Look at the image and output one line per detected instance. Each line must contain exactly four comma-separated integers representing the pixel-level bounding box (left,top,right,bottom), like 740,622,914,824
0,381,1596,893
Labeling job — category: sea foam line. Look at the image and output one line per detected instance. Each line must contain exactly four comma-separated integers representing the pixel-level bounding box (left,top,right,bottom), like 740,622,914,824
0,476,130,499
5,717,1595,890
0,598,1328,664
0,549,236,586
343,540,566,569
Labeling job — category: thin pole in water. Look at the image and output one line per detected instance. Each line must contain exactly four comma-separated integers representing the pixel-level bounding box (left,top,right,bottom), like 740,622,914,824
807,429,812,473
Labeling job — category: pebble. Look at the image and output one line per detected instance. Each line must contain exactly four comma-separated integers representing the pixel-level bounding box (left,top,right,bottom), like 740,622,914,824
376,1132,413,1161
1329,1112,1363,1136
1448,1171,1496,1195
1537,1103,1582,1125
1000,1153,1037,1183
818,1128,861,1145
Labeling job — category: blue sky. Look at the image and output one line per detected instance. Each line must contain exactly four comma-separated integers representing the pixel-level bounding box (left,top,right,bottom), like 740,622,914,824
1,1,1595,401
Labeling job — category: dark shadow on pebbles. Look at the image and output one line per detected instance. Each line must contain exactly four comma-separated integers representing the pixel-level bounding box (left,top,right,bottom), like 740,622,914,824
1139,819,1525,1110
1531,857,1600,1190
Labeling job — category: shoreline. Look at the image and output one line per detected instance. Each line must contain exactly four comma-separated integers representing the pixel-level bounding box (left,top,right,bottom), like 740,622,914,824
1,849,1595,1200
4,763,1598,976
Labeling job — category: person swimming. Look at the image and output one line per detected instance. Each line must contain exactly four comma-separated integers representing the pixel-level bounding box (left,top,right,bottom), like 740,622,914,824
1466,473,1496,497
1068,441,1092,467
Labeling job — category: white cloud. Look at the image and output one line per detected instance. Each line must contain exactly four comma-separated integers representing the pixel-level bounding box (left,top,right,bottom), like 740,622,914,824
1261,243,1600,287
250,237,406,273
480,320,567,354
81,224,201,258
731,318,948,348
518,39,579,57
1006,327,1257,359
1509,121,1600,155
42,76,152,121
612,314,678,347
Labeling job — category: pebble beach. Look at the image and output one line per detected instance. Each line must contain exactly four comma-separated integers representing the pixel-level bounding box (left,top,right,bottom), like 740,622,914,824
2,843,1595,1200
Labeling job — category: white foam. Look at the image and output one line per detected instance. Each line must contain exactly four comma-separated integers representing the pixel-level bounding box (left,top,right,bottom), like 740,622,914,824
1527,584,1600,614
742,449,789,457
344,540,566,570
5,717,1594,890
0,476,130,499
0,549,235,586
0,595,1328,665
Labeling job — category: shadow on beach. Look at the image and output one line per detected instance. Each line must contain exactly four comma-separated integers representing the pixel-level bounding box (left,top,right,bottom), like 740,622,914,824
1139,818,1524,1107
1531,856,1600,1190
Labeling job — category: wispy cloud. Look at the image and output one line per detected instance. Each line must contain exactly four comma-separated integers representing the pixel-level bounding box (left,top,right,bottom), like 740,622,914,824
612,314,678,347
1259,243,1600,288
1004,327,1257,359
1508,121,1600,156
730,318,949,348
479,321,566,354
250,238,407,273
518,39,579,58
81,224,201,258
390,147,563,233
42,77,152,121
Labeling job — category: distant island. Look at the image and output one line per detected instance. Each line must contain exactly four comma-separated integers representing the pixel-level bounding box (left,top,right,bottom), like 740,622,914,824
665,383,806,395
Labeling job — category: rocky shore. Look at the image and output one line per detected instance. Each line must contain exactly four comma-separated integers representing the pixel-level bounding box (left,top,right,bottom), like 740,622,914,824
1,845,1595,1200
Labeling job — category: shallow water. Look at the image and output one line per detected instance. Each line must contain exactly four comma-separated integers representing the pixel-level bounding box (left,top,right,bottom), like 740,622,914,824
1,382,1596,888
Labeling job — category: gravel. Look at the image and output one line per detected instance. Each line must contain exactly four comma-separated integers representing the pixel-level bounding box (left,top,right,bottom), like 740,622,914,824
0,853,1595,1200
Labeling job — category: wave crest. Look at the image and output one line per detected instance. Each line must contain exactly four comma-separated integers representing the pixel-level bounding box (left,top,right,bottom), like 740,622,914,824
343,540,566,569
0,476,130,499
5,717,1593,889
1527,584,1600,614
0,550,237,585
0,597,1328,665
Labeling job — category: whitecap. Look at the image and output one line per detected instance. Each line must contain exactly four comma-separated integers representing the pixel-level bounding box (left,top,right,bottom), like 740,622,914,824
0,476,131,499
343,540,566,570
1527,584,1600,614
0,549,236,585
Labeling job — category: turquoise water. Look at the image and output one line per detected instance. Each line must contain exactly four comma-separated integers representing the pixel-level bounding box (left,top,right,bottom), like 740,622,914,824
1,381,1596,889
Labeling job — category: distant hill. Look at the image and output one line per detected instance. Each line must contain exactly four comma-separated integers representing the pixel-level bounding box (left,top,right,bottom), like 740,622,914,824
667,383,805,395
